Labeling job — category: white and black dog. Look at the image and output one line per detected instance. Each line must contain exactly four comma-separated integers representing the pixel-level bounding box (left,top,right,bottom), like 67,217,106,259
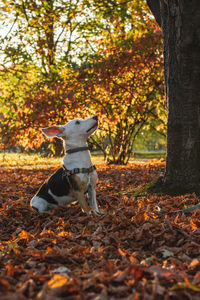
30,116,100,215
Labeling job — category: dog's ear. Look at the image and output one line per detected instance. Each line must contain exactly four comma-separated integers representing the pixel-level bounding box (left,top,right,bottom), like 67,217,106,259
41,126,65,138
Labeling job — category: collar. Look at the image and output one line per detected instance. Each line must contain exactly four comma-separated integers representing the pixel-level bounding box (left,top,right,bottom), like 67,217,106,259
66,146,89,154
63,164,96,176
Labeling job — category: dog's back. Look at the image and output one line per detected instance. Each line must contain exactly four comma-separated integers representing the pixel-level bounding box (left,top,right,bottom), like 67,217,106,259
31,168,81,212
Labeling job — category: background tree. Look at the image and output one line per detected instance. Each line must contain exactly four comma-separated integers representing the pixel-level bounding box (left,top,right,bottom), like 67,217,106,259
0,0,89,75
0,0,166,163
147,0,200,193
76,26,165,164
0,0,86,154
78,0,165,164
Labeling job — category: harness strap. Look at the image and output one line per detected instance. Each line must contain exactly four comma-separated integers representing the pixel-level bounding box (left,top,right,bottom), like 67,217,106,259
86,174,93,206
63,164,96,176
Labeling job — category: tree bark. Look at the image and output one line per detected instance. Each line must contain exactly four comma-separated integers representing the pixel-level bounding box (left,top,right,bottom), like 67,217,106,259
147,0,200,193
146,0,161,26
164,0,200,192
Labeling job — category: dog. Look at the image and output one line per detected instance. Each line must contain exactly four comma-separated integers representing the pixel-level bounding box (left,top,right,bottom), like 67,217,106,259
30,116,100,215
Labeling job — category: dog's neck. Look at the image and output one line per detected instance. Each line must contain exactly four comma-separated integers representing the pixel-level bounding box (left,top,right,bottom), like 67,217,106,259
63,139,93,170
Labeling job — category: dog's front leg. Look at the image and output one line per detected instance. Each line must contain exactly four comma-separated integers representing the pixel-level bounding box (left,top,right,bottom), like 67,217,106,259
89,188,100,214
73,190,91,215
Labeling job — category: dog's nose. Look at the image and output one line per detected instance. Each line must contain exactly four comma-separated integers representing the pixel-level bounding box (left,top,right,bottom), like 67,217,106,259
93,116,98,121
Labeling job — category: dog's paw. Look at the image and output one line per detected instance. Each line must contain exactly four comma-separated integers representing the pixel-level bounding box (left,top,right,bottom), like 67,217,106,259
31,206,39,212
94,209,105,216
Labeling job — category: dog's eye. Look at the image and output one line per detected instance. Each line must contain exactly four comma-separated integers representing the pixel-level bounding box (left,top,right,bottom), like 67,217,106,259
75,120,80,125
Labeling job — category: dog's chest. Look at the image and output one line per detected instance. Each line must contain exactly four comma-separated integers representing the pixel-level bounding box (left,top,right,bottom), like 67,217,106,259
74,171,98,193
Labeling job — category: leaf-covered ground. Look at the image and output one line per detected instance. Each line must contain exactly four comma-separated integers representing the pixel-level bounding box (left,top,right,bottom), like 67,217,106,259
0,160,200,299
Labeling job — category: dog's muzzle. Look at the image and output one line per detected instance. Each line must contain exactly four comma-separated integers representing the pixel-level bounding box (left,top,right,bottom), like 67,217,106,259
87,116,98,133
87,122,98,133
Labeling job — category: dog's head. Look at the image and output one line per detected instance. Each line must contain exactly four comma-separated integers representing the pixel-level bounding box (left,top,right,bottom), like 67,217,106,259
41,116,98,143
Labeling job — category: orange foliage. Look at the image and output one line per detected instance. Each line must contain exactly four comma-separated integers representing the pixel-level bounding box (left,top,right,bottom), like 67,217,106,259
0,160,199,298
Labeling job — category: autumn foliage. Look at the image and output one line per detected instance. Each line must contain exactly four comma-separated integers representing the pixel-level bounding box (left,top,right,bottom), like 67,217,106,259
0,161,200,299
0,0,166,163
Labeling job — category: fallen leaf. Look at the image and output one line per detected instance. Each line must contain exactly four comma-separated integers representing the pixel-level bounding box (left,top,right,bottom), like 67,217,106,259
48,274,68,289
161,248,174,258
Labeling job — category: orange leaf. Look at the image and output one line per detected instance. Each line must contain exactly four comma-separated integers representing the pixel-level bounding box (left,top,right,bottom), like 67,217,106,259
48,274,68,289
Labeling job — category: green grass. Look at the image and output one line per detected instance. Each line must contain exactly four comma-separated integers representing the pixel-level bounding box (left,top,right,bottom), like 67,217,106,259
0,152,105,167
134,150,166,159
0,152,61,167
0,151,166,167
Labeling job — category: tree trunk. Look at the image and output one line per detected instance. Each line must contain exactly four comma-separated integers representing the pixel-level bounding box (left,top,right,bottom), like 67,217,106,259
45,0,56,73
147,0,200,193
164,0,200,192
